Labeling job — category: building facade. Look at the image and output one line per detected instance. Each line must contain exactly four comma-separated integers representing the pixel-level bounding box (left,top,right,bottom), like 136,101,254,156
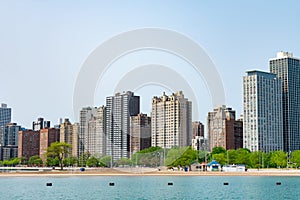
192,121,204,138
60,119,79,158
79,107,97,157
192,136,208,151
0,123,21,146
39,128,60,162
18,130,40,160
130,113,151,157
234,119,243,149
0,123,21,160
243,70,283,152
0,146,18,161
87,106,106,156
0,103,11,127
207,106,236,151
33,118,50,131
269,52,300,152
106,91,140,161
151,91,192,148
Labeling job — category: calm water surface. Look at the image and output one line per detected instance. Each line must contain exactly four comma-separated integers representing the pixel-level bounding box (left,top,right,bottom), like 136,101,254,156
0,176,299,199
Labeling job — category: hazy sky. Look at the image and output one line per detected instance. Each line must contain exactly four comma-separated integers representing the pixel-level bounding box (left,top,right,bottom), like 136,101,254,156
1,0,300,128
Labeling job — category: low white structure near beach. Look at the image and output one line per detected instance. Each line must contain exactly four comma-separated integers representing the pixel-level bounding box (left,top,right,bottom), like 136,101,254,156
222,164,246,172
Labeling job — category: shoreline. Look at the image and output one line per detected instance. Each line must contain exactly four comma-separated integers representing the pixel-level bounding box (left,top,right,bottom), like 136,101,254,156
1,168,300,177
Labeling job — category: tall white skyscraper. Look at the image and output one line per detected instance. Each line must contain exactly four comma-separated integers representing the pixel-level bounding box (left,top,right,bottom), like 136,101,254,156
151,91,192,148
105,91,140,161
0,103,11,127
269,52,300,152
243,70,283,152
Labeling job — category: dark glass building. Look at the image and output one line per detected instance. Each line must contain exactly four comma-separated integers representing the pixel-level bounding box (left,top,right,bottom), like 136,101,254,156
270,52,300,152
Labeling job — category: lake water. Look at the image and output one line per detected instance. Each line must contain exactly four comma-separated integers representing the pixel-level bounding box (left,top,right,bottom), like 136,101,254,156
0,176,299,199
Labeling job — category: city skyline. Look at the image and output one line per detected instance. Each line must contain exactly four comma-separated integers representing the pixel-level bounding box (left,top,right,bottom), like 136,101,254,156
1,1,300,128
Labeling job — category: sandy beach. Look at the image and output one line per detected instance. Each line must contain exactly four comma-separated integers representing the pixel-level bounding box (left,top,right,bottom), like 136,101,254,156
1,168,300,177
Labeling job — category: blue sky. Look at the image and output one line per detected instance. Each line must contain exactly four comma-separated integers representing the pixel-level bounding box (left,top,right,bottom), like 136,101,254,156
1,0,300,128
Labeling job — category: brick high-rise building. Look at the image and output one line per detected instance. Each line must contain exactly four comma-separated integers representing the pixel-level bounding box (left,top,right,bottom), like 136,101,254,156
234,119,243,149
39,128,60,162
18,130,40,160
130,113,151,158
207,106,236,151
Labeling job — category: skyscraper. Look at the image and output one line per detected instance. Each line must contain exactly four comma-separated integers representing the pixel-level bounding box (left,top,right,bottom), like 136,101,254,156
79,107,97,157
0,103,11,127
106,91,140,161
87,106,106,156
32,118,50,131
0,123,20,146
207,105,236,151
60,119,79,158
243,70,283,152
0,123,20,161
192,121,204,138
151,91,192,148
269,52,300,152
130,113,151,158
234,119,243,150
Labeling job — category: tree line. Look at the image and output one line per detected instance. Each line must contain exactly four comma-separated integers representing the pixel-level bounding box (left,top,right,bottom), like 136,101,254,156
1,143,300,170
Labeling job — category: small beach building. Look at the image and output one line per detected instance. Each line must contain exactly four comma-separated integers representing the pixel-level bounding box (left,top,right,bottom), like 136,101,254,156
207,160,221,172
222,164,246,172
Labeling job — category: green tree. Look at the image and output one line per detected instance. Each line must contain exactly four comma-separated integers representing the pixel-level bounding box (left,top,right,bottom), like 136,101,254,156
213,153,226,166
116,158,132,166
46,142,71,170
270,150,287,168
28,155,43,166
100,156,112,167
63,156,78,167
227,150,238,164
86,156,100,167
197,150,209,163
249,151,263,168
78,152,91,167
46,157,59,167
211,146,226,155
290,150,300,168
235,148,251,166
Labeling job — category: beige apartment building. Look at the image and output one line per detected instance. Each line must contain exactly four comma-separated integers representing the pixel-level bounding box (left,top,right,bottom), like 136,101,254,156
60,119,79,158
151,91,192,148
